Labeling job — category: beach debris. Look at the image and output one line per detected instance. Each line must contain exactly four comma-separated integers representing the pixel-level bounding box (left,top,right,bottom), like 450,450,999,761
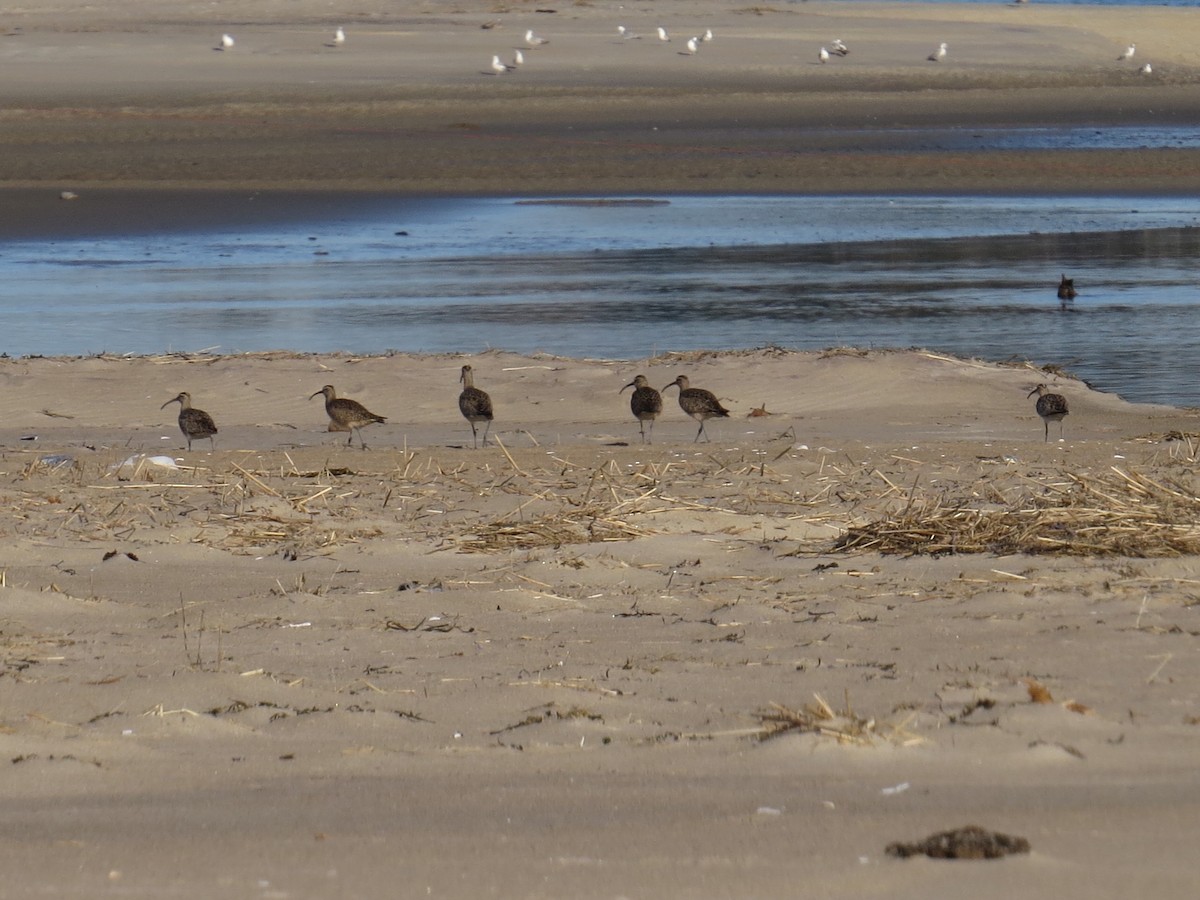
309,384,386,449
37,454,74,469
1028,383,1068,442
833,465,1200,558
928,41,948,62
662,375,730,443
756,695,886,746
459,365,495,448
59,190,79,201
621,375,663,444
887,825,1031,860
747,402,774,418
161,391,218,451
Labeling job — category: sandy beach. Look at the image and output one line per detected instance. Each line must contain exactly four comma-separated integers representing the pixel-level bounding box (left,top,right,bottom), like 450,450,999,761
3,2,1200,898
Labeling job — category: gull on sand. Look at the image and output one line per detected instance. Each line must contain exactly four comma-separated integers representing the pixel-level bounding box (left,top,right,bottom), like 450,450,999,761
219,33,235,50
819,46,830,63
490,54,506,75
928,41,947,62
657,26,670,42
1119,43,1136,60
525,28,549,47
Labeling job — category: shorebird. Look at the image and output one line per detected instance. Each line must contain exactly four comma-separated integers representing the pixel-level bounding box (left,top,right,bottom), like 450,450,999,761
819,46,830,63
309,385,386,449
490,54,507,75
1140,62,1153,75
662,375,730,443
1119,43,1136,61
657,26,670,43
220,33,235,50
525,29,549,47
683,37,699,55
333,27,346,46
831,38,849,56
1057,274,1077,301
510,49,525,68
621,375,664,444
459,365,494,448
1028,384,1069,442
617,25,640,40
702,29,714,43
928,42,948,62
161,392,218,452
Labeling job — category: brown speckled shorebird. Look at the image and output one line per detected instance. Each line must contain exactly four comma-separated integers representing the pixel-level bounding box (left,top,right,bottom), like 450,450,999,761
662,374,730,443
1028,383,1069,442
309,384,386,449
620,374,663,444
458,365,494,448
161,391,218,451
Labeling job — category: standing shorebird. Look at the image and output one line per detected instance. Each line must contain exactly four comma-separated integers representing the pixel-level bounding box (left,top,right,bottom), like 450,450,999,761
161,392,218,452
621,375,664,444
662,375,730,443
309,384,386,449
1057,274,1077,302
1028,384,1069,442
219,33,235,50
333,27,346,46
1119,43,1136,61
459,365,494,448
928,41,948,62
819,46,830,63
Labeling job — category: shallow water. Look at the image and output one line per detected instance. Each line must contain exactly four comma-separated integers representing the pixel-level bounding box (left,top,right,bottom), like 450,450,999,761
3,195,1200,406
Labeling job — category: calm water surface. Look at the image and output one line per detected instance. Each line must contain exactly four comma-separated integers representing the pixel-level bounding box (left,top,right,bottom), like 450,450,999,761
2,195,1200,406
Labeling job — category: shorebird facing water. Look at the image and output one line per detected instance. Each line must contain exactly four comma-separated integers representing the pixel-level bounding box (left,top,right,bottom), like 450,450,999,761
1028,384,1069,442
621,375,664,444
662,375,730,443
309,385,386,449
459,365,494,448
161,392,218,451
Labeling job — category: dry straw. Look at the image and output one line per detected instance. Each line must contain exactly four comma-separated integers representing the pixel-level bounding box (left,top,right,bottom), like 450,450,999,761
834,466,1200,558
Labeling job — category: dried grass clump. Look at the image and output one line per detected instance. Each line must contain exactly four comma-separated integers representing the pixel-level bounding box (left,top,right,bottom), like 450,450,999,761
459,509,647,552
834,467,1200,558
755,694,918,746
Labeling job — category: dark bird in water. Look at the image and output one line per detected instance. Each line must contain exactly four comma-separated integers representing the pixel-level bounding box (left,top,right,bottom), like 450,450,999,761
1028,383,1069,442
662,374,730,443
161,391,218,451
309,384,386,449
459,365,494,448
1057,274,1077,302
621,374,663,444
